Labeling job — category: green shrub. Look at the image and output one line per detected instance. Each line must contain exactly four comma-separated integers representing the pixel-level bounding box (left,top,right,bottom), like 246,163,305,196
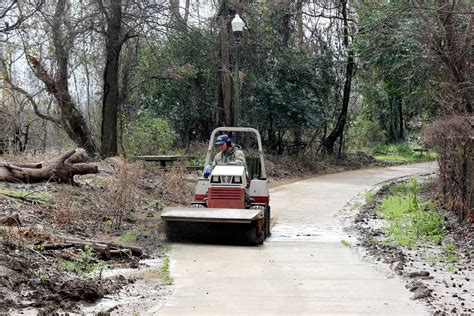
60,245,107,276
123,113,176,155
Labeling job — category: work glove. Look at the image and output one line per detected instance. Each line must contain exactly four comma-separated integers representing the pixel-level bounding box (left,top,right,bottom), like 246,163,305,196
203,165,212,178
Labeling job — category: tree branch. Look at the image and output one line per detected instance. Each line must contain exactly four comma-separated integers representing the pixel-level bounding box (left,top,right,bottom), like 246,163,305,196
0,58,61,124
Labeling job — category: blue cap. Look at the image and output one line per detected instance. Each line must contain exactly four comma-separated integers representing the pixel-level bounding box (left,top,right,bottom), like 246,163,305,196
215,134,230,145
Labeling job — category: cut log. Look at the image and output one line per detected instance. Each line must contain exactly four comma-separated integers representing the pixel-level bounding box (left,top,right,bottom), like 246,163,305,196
0,148,98,184
41,240,146,259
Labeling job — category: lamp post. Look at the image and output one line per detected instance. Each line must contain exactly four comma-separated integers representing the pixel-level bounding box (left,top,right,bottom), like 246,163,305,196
231,14,244,138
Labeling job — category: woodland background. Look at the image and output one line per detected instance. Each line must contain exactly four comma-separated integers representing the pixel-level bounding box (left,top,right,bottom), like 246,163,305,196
0,0,472,220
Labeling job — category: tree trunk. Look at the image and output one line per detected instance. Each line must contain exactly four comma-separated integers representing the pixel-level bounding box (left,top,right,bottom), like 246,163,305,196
0,149,98,184
295,0,304,46
101,0,124,157
277,0,292,47
320,0,354,155
216,1,233,126
398,99,404,140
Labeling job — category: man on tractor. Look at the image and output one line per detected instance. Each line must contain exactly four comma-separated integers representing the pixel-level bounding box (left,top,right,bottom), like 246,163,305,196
203,134,246,178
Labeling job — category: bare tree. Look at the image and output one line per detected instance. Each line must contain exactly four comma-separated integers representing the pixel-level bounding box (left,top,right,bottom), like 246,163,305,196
17,0,98,154
0,0,44,33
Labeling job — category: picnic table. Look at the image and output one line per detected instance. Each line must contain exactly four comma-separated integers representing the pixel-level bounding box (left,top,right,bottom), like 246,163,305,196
129,155,181,168
130,155,202,169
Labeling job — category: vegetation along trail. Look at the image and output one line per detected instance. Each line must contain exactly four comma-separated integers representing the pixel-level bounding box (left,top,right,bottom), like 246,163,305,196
153,162,436,314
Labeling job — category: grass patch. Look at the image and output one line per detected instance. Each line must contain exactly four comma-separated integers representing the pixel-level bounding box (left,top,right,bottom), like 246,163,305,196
349,202,363,212
371,142,437,163
442,243,459,264
160,257,173,285
0,188,51,203
365,190,374,203
161,244,172,253
151,200,166,212
120,232,137,243
341,240,352,248
378,178,445,248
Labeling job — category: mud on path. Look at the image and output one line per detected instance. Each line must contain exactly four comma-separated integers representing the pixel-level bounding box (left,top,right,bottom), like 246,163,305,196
147,162,436,315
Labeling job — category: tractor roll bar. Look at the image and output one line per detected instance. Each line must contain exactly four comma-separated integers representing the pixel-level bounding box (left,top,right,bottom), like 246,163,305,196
204,127,267,179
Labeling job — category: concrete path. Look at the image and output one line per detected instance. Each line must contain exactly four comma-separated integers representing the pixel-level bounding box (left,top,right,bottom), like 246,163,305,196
155,162,436,315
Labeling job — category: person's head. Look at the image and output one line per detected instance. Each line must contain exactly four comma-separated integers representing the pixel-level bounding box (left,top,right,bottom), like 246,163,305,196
215,134,232,153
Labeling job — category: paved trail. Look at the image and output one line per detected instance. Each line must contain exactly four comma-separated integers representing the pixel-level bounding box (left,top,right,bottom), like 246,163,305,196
155,162,436,315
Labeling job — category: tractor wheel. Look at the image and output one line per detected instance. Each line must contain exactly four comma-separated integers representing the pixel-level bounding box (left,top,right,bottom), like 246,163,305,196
245,222,264,245
264,206,271,238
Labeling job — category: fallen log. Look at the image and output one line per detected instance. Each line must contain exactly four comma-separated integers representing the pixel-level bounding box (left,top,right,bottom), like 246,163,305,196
41,240,145,259
0,148,98,184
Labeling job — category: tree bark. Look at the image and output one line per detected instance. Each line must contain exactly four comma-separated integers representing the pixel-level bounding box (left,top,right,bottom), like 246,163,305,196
0,149,98,184
216,1,233,127
100,0,124,157
398,99,404,140
321,0,354,155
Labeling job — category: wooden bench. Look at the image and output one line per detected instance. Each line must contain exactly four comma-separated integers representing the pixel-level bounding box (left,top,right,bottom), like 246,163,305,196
130,155,204,170
130,155,181,168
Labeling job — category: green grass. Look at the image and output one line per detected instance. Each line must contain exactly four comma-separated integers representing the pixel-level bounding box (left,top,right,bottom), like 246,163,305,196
349,202,363,212
161,244,172,253
60,245,107,276
341,240,352,248
60,259,107,276
0,188,51,203
374,153,436,163
160,257,173,285
120,232,137,243
371,142,437,163
378,179,445,248
152,200,166,212
365,190,375,203
442,243,459,264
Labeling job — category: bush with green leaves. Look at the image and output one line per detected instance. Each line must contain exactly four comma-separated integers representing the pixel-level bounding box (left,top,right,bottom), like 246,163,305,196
130,29,217,143
123,113,177,155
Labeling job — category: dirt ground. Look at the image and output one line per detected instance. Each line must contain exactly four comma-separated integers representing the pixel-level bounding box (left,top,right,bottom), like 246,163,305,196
0,151,387,314
347,176,473,315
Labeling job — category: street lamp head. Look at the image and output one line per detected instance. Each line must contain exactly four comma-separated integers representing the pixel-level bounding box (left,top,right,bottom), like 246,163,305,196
231,14,245,38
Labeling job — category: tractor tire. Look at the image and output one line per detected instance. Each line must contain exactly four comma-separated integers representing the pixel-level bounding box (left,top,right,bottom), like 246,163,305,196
264,206,271,238
245,222,264,245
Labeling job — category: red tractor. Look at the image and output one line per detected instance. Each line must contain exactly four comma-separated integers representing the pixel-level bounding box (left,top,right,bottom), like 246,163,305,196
161,127,271,245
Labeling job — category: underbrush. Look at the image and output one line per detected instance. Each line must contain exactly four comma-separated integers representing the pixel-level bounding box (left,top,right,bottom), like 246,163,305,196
60,245,108,277
370,142,437,163
378,178,445,248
